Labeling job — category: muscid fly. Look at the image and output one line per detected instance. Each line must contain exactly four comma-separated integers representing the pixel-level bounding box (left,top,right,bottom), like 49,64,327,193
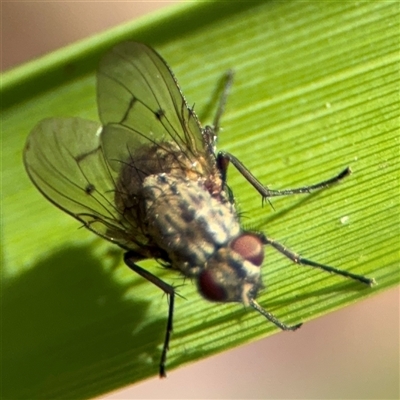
23,42,375,377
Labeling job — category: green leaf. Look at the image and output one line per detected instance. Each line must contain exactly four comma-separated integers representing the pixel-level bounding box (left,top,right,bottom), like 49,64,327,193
2,1,399,398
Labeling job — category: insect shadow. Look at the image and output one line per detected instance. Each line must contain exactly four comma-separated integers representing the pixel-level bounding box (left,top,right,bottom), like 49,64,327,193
2,244,166,398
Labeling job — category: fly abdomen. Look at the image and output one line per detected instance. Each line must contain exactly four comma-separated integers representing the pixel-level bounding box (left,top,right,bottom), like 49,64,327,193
143,173,241,274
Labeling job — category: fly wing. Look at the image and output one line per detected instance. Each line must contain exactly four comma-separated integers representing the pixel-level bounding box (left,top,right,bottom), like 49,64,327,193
97,42,211,173
23,117,135,249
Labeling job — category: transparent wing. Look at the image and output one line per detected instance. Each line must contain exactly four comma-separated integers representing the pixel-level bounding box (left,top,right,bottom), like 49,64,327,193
23,117,134,249
96,42,211,173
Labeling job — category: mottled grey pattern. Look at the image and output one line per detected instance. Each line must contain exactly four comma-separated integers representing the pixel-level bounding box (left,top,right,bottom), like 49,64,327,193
143,173,241,274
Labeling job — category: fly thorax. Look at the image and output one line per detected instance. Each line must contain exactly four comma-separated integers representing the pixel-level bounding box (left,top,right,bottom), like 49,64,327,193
114,141,201,240
142,173,241,274
197,233,265,305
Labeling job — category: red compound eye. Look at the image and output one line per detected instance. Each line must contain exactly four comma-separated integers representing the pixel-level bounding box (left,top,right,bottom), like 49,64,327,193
198,270,227,302
231,234,264,266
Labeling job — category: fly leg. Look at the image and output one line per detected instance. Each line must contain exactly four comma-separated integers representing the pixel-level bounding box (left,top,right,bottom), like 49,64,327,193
213,70,234,136
124,251,175,378
202,71,235,154
217,151,351,202
247,234,374,331
206,69,350,198
258,234,376,286
249,298,303,331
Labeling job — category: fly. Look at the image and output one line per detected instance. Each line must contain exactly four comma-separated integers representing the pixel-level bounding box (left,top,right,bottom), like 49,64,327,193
23,42,375,377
